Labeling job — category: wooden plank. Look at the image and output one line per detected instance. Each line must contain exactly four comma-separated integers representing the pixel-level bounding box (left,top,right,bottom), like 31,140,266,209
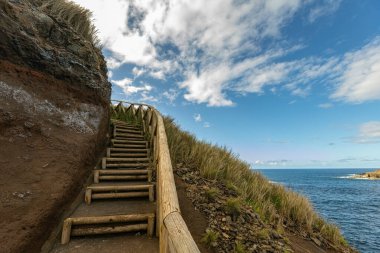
96,169,148,175
71,224,147,236
70,213,153,225
61,218,72,244
99,175,147,181
104,163,149,168
92,192,149,199
88,184,150,191
106,157,149,162
164,212,200,253
112,144,147,149
109,147,148,152
111,139,148,144
109,153,148,157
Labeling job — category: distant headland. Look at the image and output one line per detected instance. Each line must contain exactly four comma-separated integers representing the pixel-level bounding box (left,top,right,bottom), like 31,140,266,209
351,169,380,179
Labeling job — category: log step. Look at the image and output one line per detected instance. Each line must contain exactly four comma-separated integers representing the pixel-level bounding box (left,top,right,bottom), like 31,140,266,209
85,184,154,204
61,213,155,244
111,139,148,144
106,157,150,162
112,144,147,149
115,128,143,134
108,147,149,153
102,157,150,169
103,163,150,169
114,136,146,141
94,169,152,183
107,152,148,158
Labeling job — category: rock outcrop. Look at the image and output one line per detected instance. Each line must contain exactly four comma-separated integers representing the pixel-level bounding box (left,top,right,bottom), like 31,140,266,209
352,169,380,179
0,1,111,252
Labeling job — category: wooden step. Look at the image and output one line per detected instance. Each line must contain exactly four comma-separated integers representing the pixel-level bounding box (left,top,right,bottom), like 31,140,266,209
114,133,144,139
115,128,143,134
112,144,147,149
61,213,155,244
108,147,149,153
106,157,150,162
85,184,154,204
94,169,152,183
114,136,146,142
102,157,150,169
107,152,148,158
113,125,141,131
111,139,148,144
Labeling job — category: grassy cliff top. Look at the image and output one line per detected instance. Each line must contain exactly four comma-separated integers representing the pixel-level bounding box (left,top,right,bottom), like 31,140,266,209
163,116,355,252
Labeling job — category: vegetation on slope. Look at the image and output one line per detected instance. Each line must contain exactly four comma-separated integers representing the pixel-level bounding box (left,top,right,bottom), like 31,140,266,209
32,0,101,48
163,117,350,250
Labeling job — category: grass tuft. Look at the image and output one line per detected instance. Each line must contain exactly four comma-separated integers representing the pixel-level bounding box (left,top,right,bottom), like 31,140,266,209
201,229,219,248
225,198,242,220
205,187,219,201
234,241,246,253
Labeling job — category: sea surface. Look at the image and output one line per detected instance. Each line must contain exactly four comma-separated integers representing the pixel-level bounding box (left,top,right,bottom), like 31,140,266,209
257,169,379,253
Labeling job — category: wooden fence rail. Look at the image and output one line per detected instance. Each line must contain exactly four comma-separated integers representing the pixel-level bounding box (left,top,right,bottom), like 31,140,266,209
111,100,200,253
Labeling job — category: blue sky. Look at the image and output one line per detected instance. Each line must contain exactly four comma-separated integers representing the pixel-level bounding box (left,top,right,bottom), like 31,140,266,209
73,0,380,168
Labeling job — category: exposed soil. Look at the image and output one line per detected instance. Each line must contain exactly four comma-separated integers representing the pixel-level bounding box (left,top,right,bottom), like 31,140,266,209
175,175,215,253
0,61,108,253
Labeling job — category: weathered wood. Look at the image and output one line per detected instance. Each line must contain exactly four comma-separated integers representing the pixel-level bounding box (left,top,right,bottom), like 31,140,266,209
104,163,149,168
115,128,142,134
85,189,92,205
106,157,149,162
96,169,148,175
109,147,148,152
115,133,143,138
164,212,200,253
111,139,148,144
99,175,147,181
92,192,149,199
147,215,155,237
70,213,154,225
93,170,100,183
87,184,151,191
109,153,148,157
71,224,148,236
61,218,72,244
112,144,147,149
102,157,106,169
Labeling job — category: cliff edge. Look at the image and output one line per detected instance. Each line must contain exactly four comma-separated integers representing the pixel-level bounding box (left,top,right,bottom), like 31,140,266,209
0,1,110,252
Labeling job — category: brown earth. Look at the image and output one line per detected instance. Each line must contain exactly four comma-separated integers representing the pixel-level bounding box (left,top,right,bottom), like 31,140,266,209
0,61,109,253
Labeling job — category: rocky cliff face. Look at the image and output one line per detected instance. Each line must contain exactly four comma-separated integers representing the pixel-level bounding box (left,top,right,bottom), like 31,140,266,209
0,1,111,252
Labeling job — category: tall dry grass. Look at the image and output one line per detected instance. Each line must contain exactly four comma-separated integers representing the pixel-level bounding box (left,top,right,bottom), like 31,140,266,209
34,0,101,48
163,116,348,248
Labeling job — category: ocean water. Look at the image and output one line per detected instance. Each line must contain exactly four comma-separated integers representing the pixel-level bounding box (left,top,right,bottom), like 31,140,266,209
257,169,380,253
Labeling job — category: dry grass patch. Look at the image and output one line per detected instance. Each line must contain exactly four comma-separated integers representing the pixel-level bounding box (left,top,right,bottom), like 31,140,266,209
33,0,101,48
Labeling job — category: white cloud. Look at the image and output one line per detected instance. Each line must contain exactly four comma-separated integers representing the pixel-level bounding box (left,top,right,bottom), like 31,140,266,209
193,113,202,122
353,121,380,144
75,0,378,107
331,37,380,103
162,88,179,104
132,67,145,78
72,0,310,106
318,103,333,109
203,122,211,128
308,0,342,23
112,78,152,95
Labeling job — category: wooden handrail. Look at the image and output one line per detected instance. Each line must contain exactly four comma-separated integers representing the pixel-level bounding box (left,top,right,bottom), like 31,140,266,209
111,100,200,253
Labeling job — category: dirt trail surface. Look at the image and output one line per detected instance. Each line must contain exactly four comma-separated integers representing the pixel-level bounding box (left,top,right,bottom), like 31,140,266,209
0,61,109,253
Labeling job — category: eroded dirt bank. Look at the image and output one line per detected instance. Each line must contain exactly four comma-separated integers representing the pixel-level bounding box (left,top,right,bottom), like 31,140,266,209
0,1,111,252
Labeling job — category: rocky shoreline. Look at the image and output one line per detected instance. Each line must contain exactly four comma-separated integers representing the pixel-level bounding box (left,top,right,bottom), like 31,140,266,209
351,169,380,179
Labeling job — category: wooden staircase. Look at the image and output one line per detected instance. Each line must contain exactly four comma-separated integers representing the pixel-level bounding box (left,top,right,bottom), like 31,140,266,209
60,119,156,245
